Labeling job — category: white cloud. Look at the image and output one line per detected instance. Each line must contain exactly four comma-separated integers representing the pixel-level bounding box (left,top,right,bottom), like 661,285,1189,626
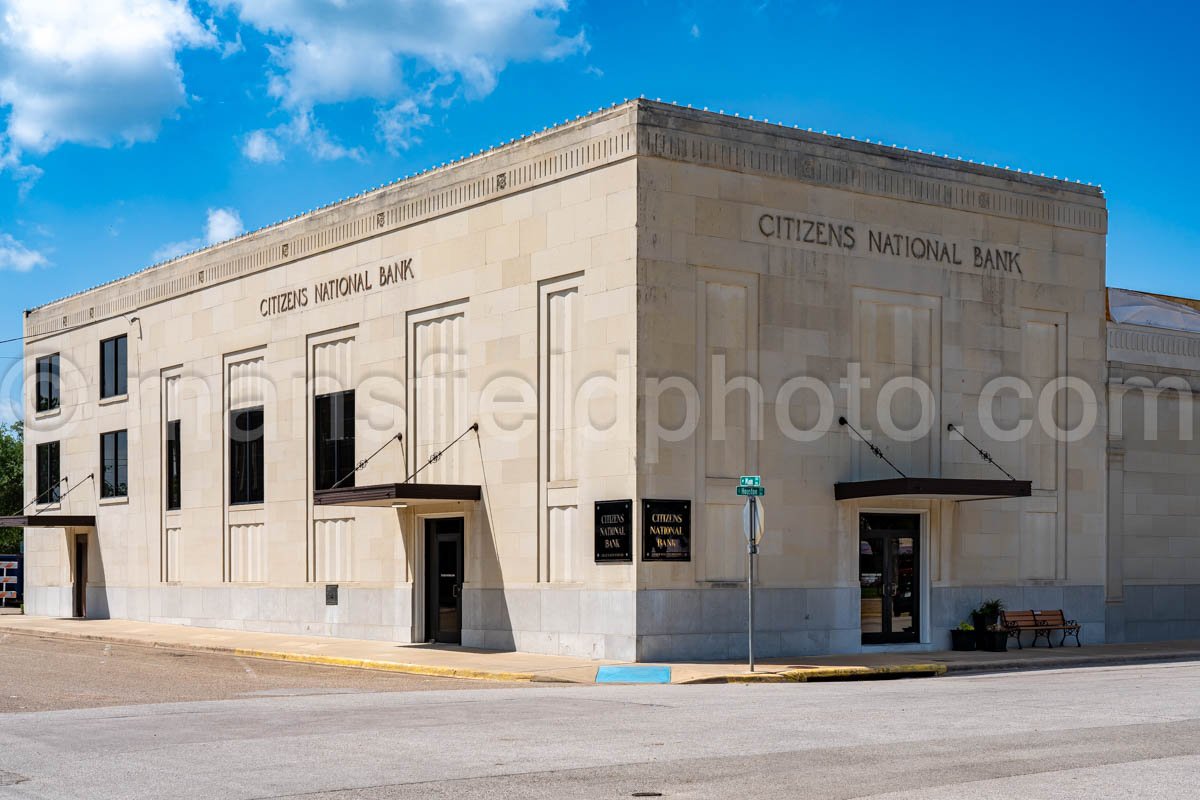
0,0,216,160
287,111,364,161
221,30,245,58
0,143,41,197
241,110,366,163
153,207,245,262
242,129,283,163
205,207,244,243
376,100,432,153
0,232,47,271
152,240,193,263
218,0,584,158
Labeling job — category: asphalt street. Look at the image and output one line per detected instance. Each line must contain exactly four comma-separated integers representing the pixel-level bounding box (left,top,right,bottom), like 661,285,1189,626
0,634,1198,799
0,632,525,712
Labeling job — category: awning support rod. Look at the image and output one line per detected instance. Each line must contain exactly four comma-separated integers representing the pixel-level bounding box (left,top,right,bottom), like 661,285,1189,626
12,476,68,516
27,473,94,518
947,423,1018,481
404,422,479,484
838,417,906,478
329,433,403,491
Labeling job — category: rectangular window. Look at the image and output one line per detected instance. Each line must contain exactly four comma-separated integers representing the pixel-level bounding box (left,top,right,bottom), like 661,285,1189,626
100,430,128,498
36,441,60,504
100,335,128,399
314,390,355,490
35,354,60,412
166,419,181,511
230,407,264,505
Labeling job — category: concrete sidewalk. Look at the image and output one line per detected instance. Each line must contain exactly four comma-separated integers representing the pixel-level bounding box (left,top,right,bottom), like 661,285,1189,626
1,615,1197,684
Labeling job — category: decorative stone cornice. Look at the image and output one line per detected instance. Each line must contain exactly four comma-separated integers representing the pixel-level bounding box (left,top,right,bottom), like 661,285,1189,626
1107,323,1200,382
24,103,638,341
1108,324,1200,364
637,102,1106,236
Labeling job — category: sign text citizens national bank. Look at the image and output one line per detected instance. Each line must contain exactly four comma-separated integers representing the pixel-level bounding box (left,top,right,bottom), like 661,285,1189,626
259,257,415,317
757,212,1023,274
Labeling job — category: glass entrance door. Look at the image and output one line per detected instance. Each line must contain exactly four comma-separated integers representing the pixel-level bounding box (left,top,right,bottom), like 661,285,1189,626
73,534,88,618
424,517,464,644
859,514,920,644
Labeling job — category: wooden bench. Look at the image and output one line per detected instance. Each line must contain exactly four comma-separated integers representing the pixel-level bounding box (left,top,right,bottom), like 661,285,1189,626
1000,609,1082,649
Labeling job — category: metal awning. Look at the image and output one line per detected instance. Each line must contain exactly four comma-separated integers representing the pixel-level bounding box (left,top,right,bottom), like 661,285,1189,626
0,515,97,527
833,477,1032,502
314,482,481,508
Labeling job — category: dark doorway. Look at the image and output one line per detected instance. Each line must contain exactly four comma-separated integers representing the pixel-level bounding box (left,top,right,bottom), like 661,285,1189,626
859,513,920,644
424,517,464,644
73,534,88,618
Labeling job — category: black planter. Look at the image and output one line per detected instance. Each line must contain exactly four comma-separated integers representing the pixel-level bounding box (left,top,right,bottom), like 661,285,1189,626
950,629,977,651
971,611,998,631
977,629,1008,652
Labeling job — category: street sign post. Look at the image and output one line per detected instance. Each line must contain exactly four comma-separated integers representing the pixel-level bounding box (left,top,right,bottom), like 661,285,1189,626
738,482,765,672
742,498,765,545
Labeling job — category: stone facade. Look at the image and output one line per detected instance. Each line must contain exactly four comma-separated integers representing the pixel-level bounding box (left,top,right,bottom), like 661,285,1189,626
23,104,640,658
1106,307,1200,642
633,104,1107,657
20,99,1181,661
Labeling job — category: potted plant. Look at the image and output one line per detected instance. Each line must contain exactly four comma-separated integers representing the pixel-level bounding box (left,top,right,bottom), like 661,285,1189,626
978,622,1009,652
950,621,976,651
971,598,1006,631
969,599,1008,651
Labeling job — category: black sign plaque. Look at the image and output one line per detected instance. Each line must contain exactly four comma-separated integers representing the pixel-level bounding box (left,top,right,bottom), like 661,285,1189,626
642,499,691,562
594,500,633,563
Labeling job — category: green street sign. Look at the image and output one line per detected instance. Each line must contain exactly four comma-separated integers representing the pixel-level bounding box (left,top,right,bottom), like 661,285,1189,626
739,475,761,487
737,485,765,497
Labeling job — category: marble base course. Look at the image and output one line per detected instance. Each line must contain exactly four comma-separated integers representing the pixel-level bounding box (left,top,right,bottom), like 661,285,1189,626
28,585,416,644
22,581,1140,661
1115,584,1200,642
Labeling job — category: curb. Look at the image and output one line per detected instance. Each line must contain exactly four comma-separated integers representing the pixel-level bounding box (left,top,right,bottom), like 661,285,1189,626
943,652,1200,674
0,626,538,683
676,663,948,684
17,622,1187,684
229,649,538,682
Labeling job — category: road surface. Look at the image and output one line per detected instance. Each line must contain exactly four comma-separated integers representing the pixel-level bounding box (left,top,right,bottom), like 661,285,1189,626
0,633,1197,798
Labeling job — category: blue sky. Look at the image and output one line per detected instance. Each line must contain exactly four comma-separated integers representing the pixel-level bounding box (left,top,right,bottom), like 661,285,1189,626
1,1,1198,420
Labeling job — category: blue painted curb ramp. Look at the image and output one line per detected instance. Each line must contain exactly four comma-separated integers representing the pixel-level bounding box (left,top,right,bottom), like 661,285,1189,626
595,665,672,684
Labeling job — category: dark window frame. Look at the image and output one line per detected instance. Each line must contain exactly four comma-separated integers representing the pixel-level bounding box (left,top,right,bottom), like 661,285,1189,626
229,406,264,505
35,354,60,412
36,441,61,504
314,390,355,491
100,429,128,499
165,419,181,511
100,335,128,399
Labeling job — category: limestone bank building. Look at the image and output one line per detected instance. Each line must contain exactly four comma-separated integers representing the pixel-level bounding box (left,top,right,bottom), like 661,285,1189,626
10,100,1198,660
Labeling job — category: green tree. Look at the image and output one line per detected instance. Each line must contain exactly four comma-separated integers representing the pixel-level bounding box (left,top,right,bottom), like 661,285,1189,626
0,420,23,553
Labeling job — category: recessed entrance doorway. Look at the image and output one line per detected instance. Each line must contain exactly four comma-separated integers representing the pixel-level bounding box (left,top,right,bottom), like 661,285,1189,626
859,513,920,644
73,534,88,618
424,517,464,644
